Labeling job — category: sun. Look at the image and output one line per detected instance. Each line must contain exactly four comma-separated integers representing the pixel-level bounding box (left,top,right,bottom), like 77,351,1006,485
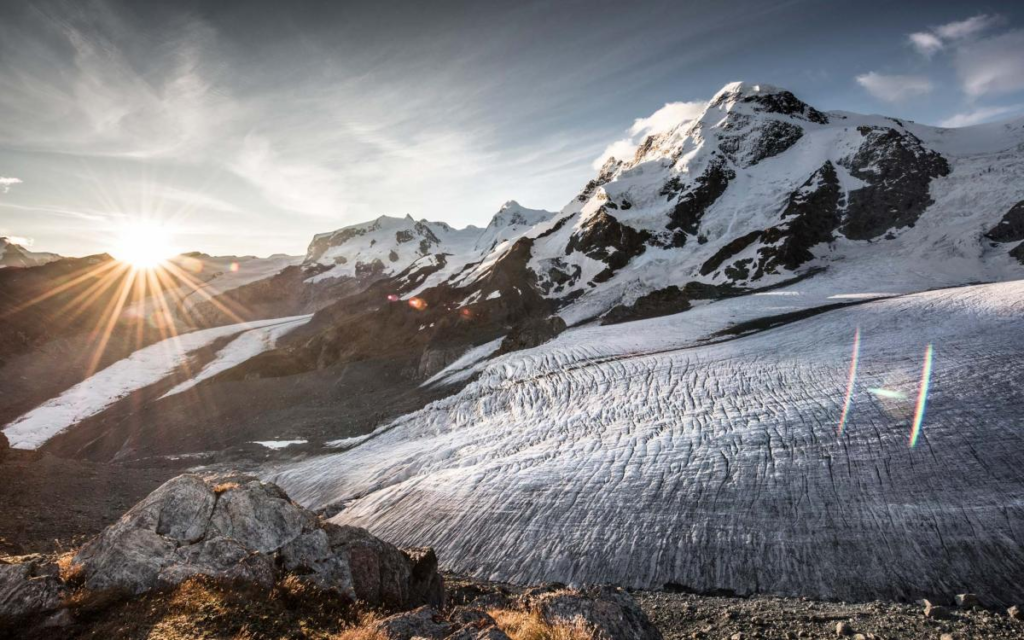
109,221,178,269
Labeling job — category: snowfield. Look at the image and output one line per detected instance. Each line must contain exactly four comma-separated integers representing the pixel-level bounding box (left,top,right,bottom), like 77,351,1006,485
2,315,311,449
272,280,1024,603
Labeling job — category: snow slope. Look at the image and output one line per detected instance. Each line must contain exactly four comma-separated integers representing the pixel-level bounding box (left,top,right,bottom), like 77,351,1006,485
2,315,311,449
272,279,1024,603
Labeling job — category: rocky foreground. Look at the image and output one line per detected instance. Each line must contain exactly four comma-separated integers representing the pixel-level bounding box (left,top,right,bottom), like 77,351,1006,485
0,472,661,639
0,469,1022,639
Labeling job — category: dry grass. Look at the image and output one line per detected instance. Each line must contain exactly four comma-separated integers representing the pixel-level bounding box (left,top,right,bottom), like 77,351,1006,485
56,551,86,586
489,608,596,640
48,575,368,640
213,482,240,494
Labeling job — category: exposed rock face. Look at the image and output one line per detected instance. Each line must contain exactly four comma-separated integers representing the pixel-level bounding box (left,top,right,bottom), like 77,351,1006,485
841,127,950,240
701,231,764,276
498,316,566,355
664,157,735,236
752,161,843,279
533,586,663,640
603,282,742,325
566,209,651,283
985,202,1024,265
0,555,65,619
986,201,1024,243
0,431,8,463
71,473,443,609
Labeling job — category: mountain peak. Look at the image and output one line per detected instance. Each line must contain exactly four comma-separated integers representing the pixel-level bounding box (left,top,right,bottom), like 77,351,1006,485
714,81,786,101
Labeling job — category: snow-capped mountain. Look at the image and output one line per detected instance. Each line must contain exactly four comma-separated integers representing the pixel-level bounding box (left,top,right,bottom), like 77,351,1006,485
302,202,554,285
297,82,1023,331
0,237,60,268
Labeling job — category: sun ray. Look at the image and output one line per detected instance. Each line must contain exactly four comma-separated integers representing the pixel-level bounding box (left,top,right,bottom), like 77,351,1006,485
1,259,122,319
86,268,138,376
161,260,250,325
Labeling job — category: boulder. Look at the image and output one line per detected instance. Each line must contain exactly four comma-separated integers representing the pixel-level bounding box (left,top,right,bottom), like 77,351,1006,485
532,585,663,640
70,473,443,610
371,606,511,640
0,555,65,619
836,620,854,636
1009,604,1022,620
922,599,951,619
955,593,980,609
372,606,454,640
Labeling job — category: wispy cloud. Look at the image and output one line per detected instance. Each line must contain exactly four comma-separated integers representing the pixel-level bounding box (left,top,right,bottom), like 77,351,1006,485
940,104,1024,128
954,29,1024,98
855,72,934,103
0,176,22,193
908,14,1004,56
593,101,706,169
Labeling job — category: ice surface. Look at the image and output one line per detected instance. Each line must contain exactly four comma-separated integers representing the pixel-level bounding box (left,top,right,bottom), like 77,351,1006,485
253,439,308,449
272,281,1024,603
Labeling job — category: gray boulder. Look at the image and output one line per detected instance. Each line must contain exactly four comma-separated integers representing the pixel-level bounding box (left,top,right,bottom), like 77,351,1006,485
0,555,65,619
71,473,443,610
372,606,455,639
371,606,511,640
532,585,663,640
955,593,981,609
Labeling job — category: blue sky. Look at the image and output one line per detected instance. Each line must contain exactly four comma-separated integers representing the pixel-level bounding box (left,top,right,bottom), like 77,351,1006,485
1,0,1023,257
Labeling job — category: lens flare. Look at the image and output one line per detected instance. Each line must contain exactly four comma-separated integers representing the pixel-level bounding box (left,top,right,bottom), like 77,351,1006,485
868,388,906,400
837,327,860,435
909,344,934,448
408,297,427,311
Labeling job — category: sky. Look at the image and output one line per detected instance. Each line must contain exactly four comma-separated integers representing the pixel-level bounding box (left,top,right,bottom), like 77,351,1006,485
1,0,1023,258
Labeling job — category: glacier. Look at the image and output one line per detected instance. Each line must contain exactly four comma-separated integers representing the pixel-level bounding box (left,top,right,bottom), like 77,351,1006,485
272,280,1024,603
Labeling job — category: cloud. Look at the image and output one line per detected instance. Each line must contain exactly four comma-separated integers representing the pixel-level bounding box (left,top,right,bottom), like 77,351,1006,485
4,235,33,247
0,176,22,193
935,14,1004,40
908,14,1004,56
629,101,706,137
592,139,639,170
908,32,943,57
939,104,1024,128
592,101,706,170
855,72,934,103
954,29,1024,98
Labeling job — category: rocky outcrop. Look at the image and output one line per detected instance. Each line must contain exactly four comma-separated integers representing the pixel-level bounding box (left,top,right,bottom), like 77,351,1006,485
0,555,65,620
985,202,1024,266
602,282,743,325
70,473,443,609
498,316,566,355
368,585,661,640
985,202,1024,243
566,208,651,283
840,127,949,240
752,160,843,279
533,586,663,640
0,431,8,463
664,157,735,237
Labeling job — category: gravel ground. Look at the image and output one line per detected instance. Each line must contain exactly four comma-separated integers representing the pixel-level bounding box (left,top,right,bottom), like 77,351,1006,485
635,590,1024,639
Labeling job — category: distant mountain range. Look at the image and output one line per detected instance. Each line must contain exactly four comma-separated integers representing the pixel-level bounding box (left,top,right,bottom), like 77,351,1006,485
0,237,60,269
